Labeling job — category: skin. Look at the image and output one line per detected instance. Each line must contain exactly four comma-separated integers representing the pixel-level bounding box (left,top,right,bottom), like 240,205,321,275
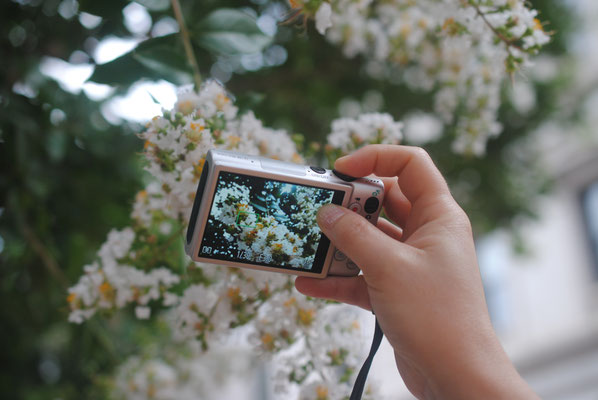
295,145,538,400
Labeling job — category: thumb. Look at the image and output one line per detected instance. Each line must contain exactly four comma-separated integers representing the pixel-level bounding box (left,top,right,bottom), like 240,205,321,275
318,204,412,282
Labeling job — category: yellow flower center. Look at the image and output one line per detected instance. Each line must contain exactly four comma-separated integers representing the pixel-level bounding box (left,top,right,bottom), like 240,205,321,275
99,281,115,301
193,158,206,180
316,385,329,400
533,18,543,31
177,100,194,115
261,333,275,351
292,152,303,163
227,135,241,148
227,287,243,306
99,281,112,295
284,297,297,308
297,308,316,326
215,93,230,109
190,122,204,131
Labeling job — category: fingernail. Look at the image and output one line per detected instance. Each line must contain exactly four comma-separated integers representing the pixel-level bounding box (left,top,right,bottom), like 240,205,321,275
317,204,347,230
334,155,349,166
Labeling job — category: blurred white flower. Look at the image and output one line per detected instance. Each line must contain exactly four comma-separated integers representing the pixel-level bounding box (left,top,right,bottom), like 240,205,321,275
403,112,443,145
510,80,537,115
319,0,549,154
135,306,151,319
315,2,332,34
328,113,403,153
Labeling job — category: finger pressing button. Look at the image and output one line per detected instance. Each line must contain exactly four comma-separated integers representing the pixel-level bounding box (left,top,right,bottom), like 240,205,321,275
332,169,358,182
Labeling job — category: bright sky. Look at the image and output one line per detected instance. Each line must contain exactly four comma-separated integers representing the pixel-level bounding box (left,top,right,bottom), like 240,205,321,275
39,25,177,123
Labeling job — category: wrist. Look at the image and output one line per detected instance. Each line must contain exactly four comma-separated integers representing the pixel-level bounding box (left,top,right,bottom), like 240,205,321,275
424,337,538,400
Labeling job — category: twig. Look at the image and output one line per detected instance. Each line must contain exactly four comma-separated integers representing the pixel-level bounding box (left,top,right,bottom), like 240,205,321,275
18,217,69,288
469,0,524,52
171,0,202,89
142,225,186,268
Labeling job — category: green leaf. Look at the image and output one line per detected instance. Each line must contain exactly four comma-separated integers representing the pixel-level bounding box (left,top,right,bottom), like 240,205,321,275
193,8,273,55
134,0,170,11
89,51,147,86
88,34,193,86
47,131,68,162
133,47,193,85
78,0,123,20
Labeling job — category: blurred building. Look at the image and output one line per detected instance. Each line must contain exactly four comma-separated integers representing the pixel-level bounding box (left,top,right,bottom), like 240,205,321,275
477,126,598,400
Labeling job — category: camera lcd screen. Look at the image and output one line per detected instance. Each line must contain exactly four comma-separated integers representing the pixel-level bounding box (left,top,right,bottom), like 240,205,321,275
199,171,345,273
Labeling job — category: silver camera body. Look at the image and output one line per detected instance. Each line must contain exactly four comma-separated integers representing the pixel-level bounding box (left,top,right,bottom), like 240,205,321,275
185,149,384,278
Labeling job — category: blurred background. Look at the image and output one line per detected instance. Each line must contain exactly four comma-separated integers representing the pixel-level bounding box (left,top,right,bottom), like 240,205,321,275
1,0,598,398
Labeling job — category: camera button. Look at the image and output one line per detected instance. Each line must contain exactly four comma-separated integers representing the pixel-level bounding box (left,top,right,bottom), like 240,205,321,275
346,260,359,270
334,250,347,261
310,166,326,174
332,169,358,182
348,202,362,213
364,197,380,214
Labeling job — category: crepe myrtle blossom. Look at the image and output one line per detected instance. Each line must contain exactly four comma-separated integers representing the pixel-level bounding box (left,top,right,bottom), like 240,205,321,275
67,227,180,323
299,0,550,155
265,305,383,399
68,81,405,398
113,345,257,400
326,113,403,157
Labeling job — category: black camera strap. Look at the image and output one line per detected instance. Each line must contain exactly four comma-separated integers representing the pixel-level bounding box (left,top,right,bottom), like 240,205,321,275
349,318,384,400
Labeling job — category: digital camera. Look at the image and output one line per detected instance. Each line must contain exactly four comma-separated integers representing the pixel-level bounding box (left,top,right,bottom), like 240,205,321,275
185,149,384,278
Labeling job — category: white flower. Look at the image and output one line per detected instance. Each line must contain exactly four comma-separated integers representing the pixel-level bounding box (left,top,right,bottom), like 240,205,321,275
327,112,403,153
510,80,537,114
315,2,332,35
318,0,548,155
135,306,151,319
403,112,443,145
68,309,96,324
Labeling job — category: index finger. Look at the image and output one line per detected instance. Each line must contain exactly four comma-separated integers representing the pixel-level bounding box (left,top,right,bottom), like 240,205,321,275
335,145,453,218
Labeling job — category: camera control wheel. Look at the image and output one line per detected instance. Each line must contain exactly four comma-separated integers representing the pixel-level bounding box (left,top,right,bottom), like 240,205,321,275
364,197,380,214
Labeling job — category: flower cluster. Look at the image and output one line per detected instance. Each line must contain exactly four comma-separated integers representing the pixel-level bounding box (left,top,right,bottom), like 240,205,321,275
113,344,257,400
67,227,180,323
327,112,403,155
137,81,302,227
304,0,550,155
69,81,403,398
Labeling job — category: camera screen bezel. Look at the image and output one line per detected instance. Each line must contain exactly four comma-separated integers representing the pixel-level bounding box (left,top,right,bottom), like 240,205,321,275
191,162,352,278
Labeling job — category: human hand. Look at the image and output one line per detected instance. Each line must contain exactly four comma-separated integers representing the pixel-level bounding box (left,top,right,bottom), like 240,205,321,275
295,145,537,400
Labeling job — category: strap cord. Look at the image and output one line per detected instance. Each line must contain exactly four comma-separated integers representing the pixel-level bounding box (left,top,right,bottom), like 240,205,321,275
349,318,384,400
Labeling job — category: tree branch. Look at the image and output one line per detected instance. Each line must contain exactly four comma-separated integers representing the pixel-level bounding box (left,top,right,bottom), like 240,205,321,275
171,0,202,89
469,1,524,52
18,217,69,289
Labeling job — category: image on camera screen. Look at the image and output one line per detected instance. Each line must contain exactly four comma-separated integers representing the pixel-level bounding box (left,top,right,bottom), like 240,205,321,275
199,171,344,272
